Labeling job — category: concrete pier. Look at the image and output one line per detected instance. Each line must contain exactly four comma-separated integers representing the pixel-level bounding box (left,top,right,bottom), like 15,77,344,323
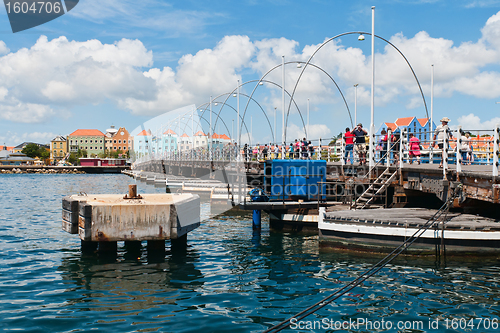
63,185,200,254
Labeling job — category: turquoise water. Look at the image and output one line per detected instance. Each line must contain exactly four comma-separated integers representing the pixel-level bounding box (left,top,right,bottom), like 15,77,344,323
0,174,499,332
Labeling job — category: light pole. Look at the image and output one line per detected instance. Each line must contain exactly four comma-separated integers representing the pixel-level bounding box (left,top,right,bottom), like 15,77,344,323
274,107,277,144
282,55,285,157
232,119,234,143
210,96,213,160
307,98,310,138
251,116,253,147
237,80,240,151
369,6,376,168
430,64,434,164
354,84,358,127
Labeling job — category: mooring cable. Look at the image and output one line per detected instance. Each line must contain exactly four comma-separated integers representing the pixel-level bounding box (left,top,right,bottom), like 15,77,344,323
263,187,459,333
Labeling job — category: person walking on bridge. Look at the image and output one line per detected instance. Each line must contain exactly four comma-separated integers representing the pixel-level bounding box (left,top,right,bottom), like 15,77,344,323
344,127,355,164
352,123,368,166
433,117,454,168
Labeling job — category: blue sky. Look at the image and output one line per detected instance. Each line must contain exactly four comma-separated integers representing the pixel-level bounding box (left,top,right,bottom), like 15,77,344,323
2,0,500,146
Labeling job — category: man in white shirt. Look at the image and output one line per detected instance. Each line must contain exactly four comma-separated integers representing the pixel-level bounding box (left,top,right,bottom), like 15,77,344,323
432,117,454,168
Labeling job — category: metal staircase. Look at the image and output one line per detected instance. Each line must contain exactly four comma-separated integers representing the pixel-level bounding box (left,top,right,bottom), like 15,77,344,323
351,168,399,209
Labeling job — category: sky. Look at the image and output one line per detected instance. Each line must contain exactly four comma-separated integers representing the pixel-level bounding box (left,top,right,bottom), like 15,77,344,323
2,0,500,146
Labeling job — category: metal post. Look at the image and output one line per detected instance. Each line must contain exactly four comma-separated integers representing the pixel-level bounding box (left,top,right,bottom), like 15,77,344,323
250,115,252,147
274,107,277,145
386,129,391,167
443,126,448,178
209,96,212,161
494,124,499,177
354,84,358,126
456,126,462,174
282,55,286,158
237,81,240,155
430,64,434,164
399,128,404,168
307,98,310,138
341,133,345,166
252,209,261,230
369,6,376,168
318,138,322,160
487,141,491,165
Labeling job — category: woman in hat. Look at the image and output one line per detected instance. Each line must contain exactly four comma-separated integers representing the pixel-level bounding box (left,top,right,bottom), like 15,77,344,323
432,117,453,168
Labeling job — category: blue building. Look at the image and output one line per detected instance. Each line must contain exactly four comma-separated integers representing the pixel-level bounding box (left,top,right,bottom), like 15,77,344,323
376,117,436,145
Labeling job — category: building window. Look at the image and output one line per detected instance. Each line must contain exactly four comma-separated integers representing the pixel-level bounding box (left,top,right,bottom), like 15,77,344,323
114,140,116,144
114,147,117,150
100,140,102,143
118,140,121,144
85,140,87,143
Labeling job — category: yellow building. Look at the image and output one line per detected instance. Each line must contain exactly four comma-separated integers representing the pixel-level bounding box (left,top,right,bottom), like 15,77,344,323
50,135,69,164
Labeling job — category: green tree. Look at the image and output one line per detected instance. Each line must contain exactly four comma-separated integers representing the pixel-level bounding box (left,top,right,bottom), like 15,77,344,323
40,149,50,160
21,143,41,158
67,153,77,165
77,149,87,158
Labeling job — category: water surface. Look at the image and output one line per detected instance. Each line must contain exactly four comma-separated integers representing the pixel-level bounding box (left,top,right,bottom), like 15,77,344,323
0,174,499,332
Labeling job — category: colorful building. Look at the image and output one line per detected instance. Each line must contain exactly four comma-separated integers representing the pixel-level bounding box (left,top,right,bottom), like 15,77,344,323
133,129,152,157
111,127,133,154
50,135,68,164
377,117,436,146
68,129,105,157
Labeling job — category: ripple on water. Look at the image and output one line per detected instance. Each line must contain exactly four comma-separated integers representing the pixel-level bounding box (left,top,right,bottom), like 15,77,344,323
0,174,499,332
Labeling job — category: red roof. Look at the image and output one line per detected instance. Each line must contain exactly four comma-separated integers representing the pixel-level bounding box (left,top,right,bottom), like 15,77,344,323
137,130,152,136
395,117,414,127
417,118,429,127
384,123,397,131
219,134,231,140
181,133,189,138
69,129,105,137
194,130,206,136
164,129,177,135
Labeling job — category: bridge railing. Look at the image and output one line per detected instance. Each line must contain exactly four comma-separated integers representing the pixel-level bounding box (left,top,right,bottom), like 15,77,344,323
132,125,500,177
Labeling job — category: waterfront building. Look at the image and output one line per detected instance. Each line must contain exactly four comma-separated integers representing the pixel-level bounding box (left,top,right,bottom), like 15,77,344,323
111,127,133,155
377,117,436,145
50,136,68,164
104,126,118,153
0,147,35,165
193,131,208,149
161,129,178,153
134,129,152,157
179,133,191,151
68,129,105,157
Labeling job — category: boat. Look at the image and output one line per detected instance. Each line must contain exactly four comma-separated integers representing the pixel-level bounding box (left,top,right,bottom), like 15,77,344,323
318,207,500,256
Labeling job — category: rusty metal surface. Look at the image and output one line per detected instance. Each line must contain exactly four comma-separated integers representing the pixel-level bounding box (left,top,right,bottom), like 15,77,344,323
62,193,200,242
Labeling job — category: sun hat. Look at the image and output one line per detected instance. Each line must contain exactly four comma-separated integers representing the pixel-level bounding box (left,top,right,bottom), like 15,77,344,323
440,117,450,122
357,123,362,126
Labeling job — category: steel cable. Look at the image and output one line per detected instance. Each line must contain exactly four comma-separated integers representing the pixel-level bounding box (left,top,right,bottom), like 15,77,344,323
263,186,460,333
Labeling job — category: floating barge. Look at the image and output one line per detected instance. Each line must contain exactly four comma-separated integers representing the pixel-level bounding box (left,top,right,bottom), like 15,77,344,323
318,207,500,256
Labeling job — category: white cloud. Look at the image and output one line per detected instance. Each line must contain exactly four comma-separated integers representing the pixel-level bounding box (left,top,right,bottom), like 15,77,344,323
70,0,215,36
0,131,57,145
4,10,500,125
0,35,156,122
0,101,55,123
287,123,331,141
0,41,9,55
457,113,500,130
